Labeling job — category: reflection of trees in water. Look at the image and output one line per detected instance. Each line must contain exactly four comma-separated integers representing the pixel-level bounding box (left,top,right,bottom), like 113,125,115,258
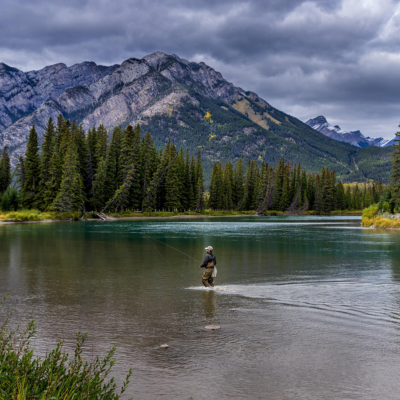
202,290,215,320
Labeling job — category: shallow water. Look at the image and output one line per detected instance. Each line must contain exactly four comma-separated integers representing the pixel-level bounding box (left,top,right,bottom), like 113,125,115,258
1,216,400,399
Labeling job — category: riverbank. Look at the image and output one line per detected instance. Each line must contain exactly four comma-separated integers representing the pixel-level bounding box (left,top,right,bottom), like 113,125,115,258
0,209,362,224
361,204,400,229
0,210,259,223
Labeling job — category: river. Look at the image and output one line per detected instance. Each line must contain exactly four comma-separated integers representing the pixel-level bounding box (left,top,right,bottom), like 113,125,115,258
1,216,400,399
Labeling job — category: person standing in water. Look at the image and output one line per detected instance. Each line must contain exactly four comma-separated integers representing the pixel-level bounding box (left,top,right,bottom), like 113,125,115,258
199,246,217,287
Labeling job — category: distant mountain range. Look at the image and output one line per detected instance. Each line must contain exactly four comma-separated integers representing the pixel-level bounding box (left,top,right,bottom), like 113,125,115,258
306,115,395,148
0,52,393,182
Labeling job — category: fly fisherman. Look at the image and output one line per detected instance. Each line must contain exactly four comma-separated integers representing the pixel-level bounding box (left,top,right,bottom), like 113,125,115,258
199,246,217,287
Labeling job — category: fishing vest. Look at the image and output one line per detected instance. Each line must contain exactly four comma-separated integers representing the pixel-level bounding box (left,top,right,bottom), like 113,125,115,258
206,254,216,268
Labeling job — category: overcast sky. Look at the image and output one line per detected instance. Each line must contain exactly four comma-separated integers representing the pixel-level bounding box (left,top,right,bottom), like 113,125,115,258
1,0,400,139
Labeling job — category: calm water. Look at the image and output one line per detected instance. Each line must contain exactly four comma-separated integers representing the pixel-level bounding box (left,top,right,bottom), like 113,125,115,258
1,216,400,399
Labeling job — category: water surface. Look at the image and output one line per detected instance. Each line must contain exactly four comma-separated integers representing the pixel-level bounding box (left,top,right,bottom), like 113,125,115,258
1,216,400,399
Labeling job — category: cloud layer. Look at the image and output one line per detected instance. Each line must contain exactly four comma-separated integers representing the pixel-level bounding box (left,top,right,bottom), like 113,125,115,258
1,0,400,138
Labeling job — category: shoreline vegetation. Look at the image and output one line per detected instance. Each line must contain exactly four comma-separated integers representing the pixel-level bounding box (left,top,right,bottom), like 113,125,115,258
0,297,132,399
0,116,382,219
360,127,400,229
0,209,363,223
362,204,400,229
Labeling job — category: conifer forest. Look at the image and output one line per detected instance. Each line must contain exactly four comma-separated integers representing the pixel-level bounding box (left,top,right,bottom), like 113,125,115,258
0,116,386,214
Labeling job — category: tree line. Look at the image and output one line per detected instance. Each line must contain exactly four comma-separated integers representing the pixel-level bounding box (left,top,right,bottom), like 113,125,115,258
208,158,385,213
0,116,386,214
11,116,204,213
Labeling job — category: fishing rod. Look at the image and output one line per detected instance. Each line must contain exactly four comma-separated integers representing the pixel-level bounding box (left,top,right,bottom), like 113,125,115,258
142,235,202,264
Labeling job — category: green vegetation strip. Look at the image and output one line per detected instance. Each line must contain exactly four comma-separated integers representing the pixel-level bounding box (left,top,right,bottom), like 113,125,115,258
362,204,400,228
0,297,132,399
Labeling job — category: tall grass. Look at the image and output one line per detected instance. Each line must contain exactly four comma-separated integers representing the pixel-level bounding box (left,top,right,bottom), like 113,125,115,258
0,210,81,222
0,297,132,399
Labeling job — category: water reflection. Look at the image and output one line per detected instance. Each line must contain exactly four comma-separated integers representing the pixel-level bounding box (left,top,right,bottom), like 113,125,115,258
202,290,216,320
2,217,400,399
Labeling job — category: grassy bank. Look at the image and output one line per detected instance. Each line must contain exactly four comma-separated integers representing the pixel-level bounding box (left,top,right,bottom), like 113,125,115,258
0,209,363,223
0,210,81,222
362,204,400,228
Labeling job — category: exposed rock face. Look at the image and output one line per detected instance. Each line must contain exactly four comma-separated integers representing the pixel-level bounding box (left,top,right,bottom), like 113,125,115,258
305,115,391,148
0,52,251,164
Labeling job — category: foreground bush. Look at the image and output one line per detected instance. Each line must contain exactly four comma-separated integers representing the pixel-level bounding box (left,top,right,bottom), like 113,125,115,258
0,298,132,399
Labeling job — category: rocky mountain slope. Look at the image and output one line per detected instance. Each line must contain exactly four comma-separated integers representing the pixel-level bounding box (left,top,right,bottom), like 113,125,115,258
0,52,393,182
306,116,391,148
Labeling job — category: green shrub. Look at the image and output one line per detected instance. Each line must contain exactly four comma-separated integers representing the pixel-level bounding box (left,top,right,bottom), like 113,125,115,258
0,186,20,211
362,204,379,219
0,297,132,399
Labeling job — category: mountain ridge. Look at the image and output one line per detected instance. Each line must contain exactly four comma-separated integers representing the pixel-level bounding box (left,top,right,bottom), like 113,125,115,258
306,115,391,148
0,52,393,182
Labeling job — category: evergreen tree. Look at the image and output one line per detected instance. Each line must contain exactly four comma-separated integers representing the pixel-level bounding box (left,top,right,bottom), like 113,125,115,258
42,151,62,210
38,118,56,208
195,151,204,211
22,126,41,209
52,132,85,213
164,144,181,211
335,181,345,210
223,163,234,210
272,158,285,210
391,126,400,209
189,156,196,210
91,158,108,211
0,147,11,194
16,156,26,192
91,124,109,210
75,124,88,180
105,127,123,202
233,159,245,209
208,163,224,210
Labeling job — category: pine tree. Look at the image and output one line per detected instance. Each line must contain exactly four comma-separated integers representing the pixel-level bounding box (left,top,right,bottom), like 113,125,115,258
208,163,224,210
164,144,181,211
91,124,109,210
223,163,234,210
391,126,400,210
272,158,285,210
105,127,123,202
38,118,56,208
42,151,62,210
0,147,11,194
189,156,196,210
75,124,88,180
195,151,204,211
279,163,290,211
335,181,345,210
233,159,245,209
91,158,107,211
176,148,186,210
130,124,142,210
52,132,85,213
22,126,41,208
139,131,158,209
16,156,26,192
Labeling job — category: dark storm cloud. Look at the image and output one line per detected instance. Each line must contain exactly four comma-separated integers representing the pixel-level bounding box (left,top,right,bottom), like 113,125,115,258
1,0,400,137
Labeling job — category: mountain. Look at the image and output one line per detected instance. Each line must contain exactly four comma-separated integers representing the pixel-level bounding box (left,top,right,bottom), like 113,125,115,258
305,116,390,148
0,52,393,182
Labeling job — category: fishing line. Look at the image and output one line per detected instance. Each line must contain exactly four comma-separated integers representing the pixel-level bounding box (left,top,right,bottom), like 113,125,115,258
142,235,180,273
142,235,202,264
